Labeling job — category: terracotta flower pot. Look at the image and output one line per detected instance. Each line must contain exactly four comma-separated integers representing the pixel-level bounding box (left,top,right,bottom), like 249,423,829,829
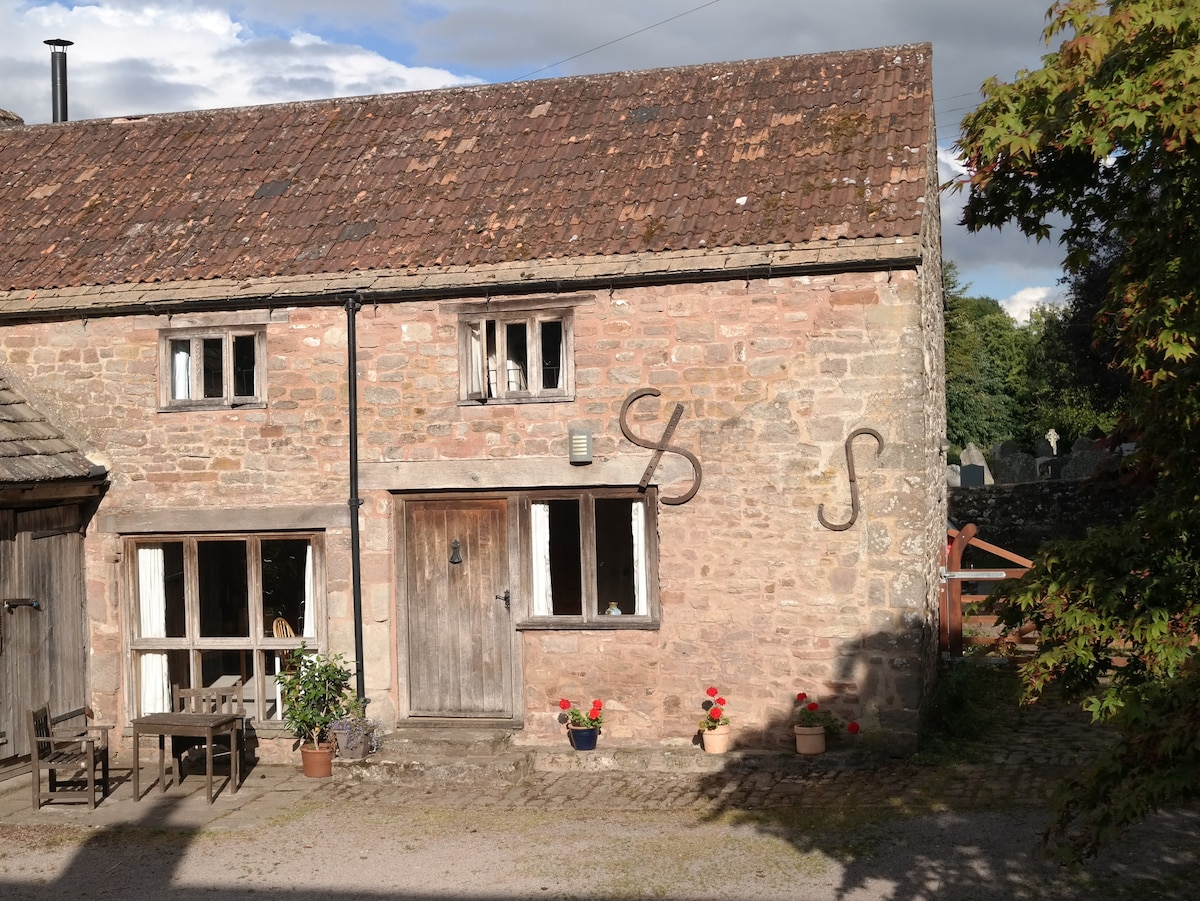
300,743,335,777
702,723,731,754
793,724,826,755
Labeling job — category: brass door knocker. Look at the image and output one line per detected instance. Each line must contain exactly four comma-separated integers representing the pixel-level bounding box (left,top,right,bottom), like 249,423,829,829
817,427,884,531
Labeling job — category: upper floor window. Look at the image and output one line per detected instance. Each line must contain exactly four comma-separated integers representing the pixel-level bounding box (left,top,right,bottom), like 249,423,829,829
160,327,266,410
459,309,574,403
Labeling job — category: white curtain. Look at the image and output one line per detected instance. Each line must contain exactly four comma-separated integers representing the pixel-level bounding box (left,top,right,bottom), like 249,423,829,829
467,321,485,397
137,546,171,714
171,344,191,400
531,503,552,615
631,502,649,616
302,543,316,638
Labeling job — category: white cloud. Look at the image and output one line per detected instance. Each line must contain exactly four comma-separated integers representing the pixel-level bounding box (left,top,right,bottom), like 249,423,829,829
0,1,478,123
1003,286,1066,325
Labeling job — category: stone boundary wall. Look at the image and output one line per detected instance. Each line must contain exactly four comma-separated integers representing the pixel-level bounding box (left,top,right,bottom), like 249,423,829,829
948,480,1143,560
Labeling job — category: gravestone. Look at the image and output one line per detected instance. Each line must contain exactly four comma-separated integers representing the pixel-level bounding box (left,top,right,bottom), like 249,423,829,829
1062,448,1115,481
993,452,1038,484
946,464,961,488
959,443,993,485
960,464,987,487
1034,437,1054,458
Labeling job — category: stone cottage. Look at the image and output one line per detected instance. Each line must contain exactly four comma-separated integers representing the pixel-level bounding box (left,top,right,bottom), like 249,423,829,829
0,43,945,760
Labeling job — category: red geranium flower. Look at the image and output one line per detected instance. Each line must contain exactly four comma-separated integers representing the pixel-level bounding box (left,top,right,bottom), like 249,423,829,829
708,706,723,720
847,721,861,734
706,686,719,698
796,692,807,701
559,698,571,710
716,697,727,706
592,700,603,709
806,702,819,712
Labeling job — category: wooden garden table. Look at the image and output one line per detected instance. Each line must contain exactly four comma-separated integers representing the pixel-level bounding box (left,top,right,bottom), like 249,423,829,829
131,712,241,804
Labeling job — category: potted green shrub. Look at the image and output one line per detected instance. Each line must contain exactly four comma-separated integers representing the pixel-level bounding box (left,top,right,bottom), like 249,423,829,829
275,643,352,777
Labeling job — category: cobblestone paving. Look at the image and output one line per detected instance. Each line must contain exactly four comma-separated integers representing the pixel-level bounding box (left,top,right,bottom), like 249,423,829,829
310,679,1119,817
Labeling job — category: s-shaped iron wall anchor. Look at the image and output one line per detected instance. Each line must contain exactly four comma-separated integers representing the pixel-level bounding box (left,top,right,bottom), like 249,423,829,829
817,427,885,531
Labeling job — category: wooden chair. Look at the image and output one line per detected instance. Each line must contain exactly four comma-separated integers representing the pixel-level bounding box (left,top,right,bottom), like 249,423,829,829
171,682,247,775
29,705,112,810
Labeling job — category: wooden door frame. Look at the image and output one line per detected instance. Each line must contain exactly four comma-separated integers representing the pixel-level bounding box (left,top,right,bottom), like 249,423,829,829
393,491,525,724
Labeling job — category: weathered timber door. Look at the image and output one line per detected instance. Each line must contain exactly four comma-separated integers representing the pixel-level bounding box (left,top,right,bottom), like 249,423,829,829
0,505,89,762
404,499,515,718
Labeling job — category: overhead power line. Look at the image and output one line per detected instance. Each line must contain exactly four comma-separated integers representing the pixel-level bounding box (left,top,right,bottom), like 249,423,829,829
516,0,722,81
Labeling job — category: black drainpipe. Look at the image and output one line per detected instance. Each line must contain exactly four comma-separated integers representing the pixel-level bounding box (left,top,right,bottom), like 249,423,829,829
346,297,366,701
44,38,72,123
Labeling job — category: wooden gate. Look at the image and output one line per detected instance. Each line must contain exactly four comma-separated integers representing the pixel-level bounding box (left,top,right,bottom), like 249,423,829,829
0,505,90,764
940,523,1033,657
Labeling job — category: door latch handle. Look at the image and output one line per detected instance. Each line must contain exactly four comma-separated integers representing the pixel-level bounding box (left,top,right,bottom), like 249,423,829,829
496,590,510,610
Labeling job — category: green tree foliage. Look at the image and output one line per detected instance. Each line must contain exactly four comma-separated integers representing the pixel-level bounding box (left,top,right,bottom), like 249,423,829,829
943,262,1030,452
956,0,1200,859
1018,251,1130,448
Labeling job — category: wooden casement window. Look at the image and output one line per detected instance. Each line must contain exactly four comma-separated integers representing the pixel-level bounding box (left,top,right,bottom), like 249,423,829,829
460,310,573,403
522,489,659,627
128,533,322,723
159,327,266,409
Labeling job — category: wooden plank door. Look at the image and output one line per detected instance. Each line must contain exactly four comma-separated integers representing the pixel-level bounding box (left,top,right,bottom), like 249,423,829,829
404,499,514,718
0,505,88,762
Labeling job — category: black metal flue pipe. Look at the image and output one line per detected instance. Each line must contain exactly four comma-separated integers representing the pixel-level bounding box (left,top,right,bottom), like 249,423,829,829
45,39,73,123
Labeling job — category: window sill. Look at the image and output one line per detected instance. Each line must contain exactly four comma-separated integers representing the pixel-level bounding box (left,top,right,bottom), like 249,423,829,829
158,401,267,413
458,395,574,406
516,617,659,631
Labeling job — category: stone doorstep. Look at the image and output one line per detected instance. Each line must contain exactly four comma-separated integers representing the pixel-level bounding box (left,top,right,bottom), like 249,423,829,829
331,728,867,785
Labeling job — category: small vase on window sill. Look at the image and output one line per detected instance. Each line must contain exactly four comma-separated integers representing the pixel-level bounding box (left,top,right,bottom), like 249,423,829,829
605,602,622,615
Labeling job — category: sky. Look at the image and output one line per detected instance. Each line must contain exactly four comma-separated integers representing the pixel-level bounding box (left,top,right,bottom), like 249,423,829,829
0,0,1071,322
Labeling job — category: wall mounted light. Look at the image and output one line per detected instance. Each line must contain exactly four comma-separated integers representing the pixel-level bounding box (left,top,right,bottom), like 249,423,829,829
569,429,593,465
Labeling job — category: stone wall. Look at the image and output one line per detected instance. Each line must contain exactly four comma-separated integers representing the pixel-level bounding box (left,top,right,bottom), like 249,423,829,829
948,479,1143,560
0,265,942,753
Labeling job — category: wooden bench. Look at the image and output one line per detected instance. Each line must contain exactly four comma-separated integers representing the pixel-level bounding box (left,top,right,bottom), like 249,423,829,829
29,705,112,810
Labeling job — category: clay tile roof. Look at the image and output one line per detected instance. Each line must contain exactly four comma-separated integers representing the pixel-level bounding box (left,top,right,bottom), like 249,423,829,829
0,373,100,482
0,44,933,293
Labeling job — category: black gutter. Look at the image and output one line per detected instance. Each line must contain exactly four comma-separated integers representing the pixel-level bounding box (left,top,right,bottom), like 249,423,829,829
345,296,366,701
0,254,924,326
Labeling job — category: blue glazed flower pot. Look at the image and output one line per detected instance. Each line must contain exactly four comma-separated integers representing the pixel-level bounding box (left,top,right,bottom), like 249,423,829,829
567,726,599,751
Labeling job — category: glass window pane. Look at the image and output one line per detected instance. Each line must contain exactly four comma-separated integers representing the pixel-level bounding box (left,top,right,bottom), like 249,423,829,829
547,499,582,615
486,320,498,398
202,337,224,398
232,334,256,397
505,322,528,391
198,540,249,637
170,340,192,400
261,539,311,638
136,541,186,639
540,320,563,390
595,498,637,615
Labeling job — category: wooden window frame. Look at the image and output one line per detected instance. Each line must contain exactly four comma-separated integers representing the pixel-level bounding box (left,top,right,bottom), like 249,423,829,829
458,308,575,404
158,326,267,411
516,487,660,630
126,532,324,724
